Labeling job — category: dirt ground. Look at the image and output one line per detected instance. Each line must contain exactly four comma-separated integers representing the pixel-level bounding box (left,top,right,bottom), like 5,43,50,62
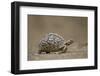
28,42,88,61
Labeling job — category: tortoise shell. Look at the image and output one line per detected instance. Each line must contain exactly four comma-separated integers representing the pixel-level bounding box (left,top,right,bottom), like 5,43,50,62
39,33,65,52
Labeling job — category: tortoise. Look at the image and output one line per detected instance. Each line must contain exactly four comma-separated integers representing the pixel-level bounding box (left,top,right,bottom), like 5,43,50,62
38,33,73,54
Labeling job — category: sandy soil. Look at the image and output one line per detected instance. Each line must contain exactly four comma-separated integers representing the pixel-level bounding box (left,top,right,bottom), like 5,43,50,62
28,43,88,61
28,51,87,61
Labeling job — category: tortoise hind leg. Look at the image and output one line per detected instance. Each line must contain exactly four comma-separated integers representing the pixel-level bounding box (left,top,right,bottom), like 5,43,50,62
46,51,50,54
38,50,50,54
38,50,43,54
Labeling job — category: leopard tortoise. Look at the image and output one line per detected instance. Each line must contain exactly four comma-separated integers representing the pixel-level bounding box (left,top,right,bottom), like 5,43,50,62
38,33,73,54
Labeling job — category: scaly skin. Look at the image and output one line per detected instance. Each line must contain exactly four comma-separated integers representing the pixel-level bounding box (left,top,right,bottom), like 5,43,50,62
38,40,74,54
58,40,74,54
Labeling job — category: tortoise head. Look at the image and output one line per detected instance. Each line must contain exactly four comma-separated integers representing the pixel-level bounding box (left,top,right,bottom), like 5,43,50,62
64,40,74,46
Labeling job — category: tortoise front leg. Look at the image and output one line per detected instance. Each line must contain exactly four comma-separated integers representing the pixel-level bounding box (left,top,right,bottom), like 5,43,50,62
58,45,67,54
